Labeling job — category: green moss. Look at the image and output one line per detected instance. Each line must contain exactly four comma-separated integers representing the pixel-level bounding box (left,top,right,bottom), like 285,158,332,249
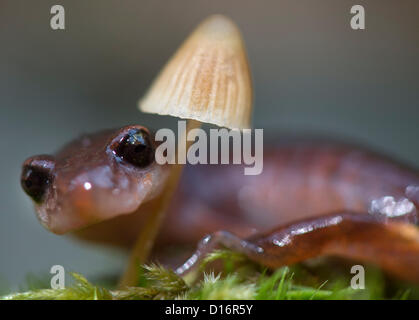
2,250,419,300
2,273,112,300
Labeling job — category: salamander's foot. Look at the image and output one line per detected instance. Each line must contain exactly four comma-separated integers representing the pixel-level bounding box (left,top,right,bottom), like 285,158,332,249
406,185,419,213
369,194,418,225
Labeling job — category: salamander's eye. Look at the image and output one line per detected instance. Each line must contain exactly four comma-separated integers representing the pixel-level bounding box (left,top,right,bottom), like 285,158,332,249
21,166,51,203
114,129,155,168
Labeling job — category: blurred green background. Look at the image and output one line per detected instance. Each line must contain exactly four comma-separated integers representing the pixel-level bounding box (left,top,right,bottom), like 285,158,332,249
0,0,418,288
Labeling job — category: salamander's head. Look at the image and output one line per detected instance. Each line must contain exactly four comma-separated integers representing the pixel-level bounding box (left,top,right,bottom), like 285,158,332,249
21,125,168,234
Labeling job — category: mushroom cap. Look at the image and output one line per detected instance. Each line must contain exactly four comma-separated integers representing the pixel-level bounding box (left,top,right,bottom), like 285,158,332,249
139,14,253,129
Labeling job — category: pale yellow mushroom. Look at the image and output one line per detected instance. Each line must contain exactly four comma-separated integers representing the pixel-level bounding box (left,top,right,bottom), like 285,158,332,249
140,14,253,129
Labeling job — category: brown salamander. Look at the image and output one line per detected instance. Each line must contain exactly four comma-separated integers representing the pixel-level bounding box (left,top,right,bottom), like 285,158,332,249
20,125,419,282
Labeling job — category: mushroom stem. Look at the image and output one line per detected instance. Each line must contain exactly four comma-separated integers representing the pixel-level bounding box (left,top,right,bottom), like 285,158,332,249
118,119,201,288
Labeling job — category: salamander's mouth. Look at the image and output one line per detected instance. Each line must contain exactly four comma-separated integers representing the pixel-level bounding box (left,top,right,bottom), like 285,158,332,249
29,159,167,234
39,161,168,234
21,125,169,234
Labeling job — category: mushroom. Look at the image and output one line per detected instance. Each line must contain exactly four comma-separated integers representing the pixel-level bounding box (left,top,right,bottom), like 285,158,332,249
119,14,253,287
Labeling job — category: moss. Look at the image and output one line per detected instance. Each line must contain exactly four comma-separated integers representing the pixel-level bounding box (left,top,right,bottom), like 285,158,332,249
2,250,419,300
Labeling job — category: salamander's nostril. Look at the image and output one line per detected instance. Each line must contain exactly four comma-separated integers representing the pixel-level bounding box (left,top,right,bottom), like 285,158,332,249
21,165,52,203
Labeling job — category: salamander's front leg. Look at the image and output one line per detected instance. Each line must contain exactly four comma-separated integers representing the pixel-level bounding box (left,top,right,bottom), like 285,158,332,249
175,230,264,275
176,212,419,283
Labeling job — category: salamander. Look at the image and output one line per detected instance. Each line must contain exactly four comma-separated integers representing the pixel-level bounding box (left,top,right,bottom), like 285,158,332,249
20,125,419,282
